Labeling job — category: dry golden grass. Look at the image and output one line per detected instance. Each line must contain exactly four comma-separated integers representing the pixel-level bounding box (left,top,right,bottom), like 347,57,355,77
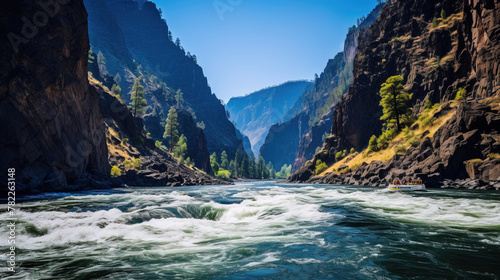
320,101,458,176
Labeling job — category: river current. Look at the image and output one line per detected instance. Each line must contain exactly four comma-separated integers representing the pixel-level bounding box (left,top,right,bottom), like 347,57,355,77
1,181,500,279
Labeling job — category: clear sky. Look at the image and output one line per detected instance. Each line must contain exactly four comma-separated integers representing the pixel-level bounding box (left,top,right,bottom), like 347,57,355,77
153,0,378,102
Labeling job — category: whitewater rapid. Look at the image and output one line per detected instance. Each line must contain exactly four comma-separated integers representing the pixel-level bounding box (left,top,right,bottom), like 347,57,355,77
1,182,500,279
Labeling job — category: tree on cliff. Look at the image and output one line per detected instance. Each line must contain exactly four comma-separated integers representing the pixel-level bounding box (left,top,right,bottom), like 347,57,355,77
164,108,179,152
130,78,147,118
379,75,412,131
175,89,184,109
173,134,188,161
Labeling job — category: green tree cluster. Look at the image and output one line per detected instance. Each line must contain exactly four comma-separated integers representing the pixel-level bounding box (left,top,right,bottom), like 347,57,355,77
315,160,328,175
130,78,147,117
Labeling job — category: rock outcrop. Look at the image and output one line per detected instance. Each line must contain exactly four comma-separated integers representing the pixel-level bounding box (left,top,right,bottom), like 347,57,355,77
95,80,225,186
291,0,500,187
0,0,109,192
300,99,500,190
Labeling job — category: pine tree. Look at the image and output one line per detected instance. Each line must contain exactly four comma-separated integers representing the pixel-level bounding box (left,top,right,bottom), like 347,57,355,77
241,153,249,178
220,151,229,169
164,108,179,152
234,150,242,177
173,134,188,160
114,73,122,84
249,153,256,178
130,78,147,117
210,152,219,174
111,84,122,99
257,155,265,179
379,75,413,131
175,89,184,109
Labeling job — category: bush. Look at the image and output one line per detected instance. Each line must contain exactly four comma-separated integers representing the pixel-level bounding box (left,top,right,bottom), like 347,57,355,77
155,140,162,148
123,138,129,144
216,169,231,179
424,100,433,110
315,160,328,175
335,150,347,161
133,158,141,169
368,135,378,152
455,87,467,101
350,148,356,154
432,17,438,28
395,145,407,154
418,112,436,127
111,165,121,177
408,136,420,147
123,159,133,170
488,153,500,159
441,9,447,20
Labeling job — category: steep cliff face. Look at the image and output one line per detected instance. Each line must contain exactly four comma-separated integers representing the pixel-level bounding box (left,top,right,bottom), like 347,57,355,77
260,113,310,170
227,81,312,156
0,0,109,192
260,4,382,171
85,0,244,159
291,0,500,186
95,78,224,186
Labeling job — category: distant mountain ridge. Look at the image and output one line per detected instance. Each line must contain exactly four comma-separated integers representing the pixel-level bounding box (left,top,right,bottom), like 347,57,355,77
260,4,383,170
226,80,313,156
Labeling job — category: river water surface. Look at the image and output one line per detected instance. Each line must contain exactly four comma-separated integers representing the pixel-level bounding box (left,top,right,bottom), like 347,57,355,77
2,181,500,279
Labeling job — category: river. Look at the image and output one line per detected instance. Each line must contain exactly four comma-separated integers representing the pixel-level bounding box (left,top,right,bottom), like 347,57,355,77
1,181,500,279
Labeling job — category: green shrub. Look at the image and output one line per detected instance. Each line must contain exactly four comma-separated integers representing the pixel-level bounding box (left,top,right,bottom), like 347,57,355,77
424,100,433,110
441,9,447,20
123,138,129,144
418,112,436,128
455,87,467,101
382,59,387,63
315,160,328,175
217,169,231,179
408,136,420,147
111,165,121,177
368,135,378,152
350,148,356,154
432,17,438,28
133,158,141,169
395,145,407,154
123,159,133,170
335,150,347,161
155,140,162,148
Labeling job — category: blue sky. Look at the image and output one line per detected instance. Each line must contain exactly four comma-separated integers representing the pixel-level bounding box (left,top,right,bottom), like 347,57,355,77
154,0,378,102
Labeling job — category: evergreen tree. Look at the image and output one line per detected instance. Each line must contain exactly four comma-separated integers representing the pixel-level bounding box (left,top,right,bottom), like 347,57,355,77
234,150,242,177
164,108,179,152
257,155,266,179
210,152,220,174
379,75,413,131
111,84,122,99
114,73,122,84
220,151,229,169
440,9,447,20
175,38,181,47
130,78,147,118
241,153,249,178
249,153,256,178
173,134,188,160
175,89,184,109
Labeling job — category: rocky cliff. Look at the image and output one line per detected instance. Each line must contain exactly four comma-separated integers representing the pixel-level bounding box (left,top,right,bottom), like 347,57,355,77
95,78,224,186
260,4,382,171
0,0,109,192
84,0,244,160
227,81,312,156
291,0,500,188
